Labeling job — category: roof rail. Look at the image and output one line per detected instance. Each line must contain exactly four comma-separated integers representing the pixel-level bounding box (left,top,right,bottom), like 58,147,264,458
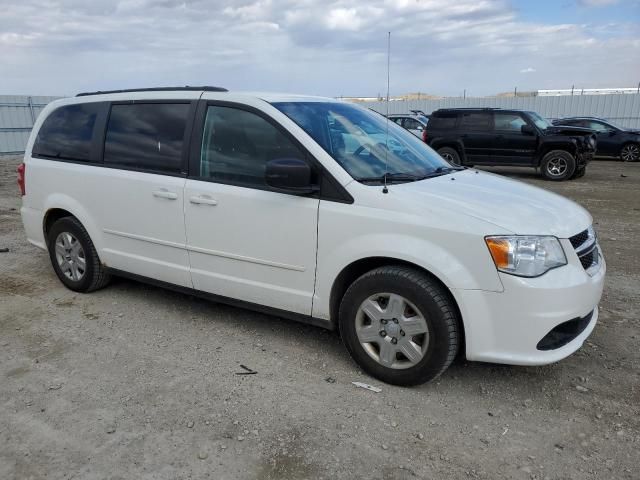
76,86,228,97
437,107,502,111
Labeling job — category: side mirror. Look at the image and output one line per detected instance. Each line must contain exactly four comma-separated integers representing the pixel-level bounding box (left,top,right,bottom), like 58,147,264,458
265,158,317,194
416,125,424,132
521,124,536,136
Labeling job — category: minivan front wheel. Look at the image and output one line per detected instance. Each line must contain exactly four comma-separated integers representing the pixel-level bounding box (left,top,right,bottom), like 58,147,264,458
541,150,576,181
339,266,460,386
47,217,111,292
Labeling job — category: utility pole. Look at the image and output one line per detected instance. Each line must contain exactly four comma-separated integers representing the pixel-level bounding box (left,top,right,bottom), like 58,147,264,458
571,85,575,96
514,86,517,97
463,89,466,99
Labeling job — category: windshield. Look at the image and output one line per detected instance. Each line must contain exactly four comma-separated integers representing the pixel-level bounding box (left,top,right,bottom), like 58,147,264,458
528,112,552,130
272,102,453,183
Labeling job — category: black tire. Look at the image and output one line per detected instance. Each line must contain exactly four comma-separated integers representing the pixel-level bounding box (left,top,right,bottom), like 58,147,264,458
540,150,576,181
338,266,460,386
437,146,462,166
620,143,640,162
47,216,111,292
571,166,586,179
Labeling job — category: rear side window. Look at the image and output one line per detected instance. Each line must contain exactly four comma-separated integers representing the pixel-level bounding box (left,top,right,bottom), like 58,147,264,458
33,103,102,162
460,112,491,131
429,114,457,129
104,103,190,174
199,105,306,188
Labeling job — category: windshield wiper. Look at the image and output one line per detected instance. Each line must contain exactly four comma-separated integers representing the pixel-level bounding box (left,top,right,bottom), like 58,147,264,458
415,166,463,179
356,172,423,184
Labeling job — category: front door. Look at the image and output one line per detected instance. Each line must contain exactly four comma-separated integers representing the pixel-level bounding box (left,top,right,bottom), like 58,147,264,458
184,103,319,315
492,112,538,165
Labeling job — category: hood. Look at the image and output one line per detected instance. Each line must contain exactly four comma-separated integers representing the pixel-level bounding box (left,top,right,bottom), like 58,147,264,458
394,170,592,238
545,125,595,136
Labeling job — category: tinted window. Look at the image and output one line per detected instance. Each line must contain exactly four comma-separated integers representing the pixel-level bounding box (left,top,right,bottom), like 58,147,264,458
584,121,609,132
200,106,306,187
460,112,491,131
429,114,457,129
494,113,528,132
404,118,422,130
33,103,101,161
104,103,190,174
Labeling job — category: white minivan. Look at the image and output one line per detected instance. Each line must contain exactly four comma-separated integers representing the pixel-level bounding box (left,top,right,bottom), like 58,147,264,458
19,87,605,385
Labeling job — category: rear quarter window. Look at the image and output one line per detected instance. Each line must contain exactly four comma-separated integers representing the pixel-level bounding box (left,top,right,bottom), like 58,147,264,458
32,103,103,162
104,103,190,174
428,114,457,129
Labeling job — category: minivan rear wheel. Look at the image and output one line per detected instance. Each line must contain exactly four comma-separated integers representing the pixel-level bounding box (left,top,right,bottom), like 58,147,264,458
437,147,461,166
339,266,460,386
541,150,576,181
47,217,111,292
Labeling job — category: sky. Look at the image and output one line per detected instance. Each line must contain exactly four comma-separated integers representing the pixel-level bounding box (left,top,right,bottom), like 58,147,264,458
1,0,639,97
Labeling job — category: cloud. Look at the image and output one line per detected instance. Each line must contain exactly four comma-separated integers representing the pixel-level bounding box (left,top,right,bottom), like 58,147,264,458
520,67,536,73
577,0,619,6
0,0,638,97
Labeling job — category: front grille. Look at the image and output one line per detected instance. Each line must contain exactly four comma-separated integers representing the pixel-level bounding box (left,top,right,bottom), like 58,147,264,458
579,249,596,269
569,227,599,274
570,230,589,249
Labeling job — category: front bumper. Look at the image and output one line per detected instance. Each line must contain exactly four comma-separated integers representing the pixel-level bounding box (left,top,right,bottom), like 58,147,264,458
452,241,605,366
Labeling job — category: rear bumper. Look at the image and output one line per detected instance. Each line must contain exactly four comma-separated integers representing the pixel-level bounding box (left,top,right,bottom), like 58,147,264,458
452,245,605,366
20,205,46,250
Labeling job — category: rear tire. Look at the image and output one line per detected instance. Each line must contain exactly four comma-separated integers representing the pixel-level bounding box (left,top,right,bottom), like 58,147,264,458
620,143,639,162
437,147,462,166
338,266,460,386
47,217,111,292
541,150,576,181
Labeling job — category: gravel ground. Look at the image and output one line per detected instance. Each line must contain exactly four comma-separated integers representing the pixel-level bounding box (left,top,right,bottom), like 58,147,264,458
1,156,638,480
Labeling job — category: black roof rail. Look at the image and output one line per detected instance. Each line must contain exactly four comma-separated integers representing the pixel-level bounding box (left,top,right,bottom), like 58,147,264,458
76,86,228,97
436,107,502,111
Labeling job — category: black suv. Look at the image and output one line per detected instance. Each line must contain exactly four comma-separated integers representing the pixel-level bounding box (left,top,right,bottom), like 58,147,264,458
425,108,597,180
552,117,640,162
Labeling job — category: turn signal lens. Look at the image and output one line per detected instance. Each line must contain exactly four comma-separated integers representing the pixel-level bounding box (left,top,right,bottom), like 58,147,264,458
485,235,567,277
486,237,511,269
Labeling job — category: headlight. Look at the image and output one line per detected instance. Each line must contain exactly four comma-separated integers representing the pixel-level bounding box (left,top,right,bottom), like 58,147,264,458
485,236,567,277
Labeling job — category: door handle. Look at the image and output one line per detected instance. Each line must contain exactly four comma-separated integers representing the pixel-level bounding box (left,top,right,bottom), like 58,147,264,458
189,195,218,206
152,189,178,200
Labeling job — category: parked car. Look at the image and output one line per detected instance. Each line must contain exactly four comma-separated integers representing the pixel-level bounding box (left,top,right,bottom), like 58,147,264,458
552,117,640,162
425,108,597,180
388,111,429,138
19,87,605,386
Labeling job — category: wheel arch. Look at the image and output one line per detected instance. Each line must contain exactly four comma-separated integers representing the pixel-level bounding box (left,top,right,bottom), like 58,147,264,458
41,195,103,252
328,256,466,353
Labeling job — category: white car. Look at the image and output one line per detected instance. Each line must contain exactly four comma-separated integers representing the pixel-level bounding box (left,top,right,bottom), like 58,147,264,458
18,87,605,385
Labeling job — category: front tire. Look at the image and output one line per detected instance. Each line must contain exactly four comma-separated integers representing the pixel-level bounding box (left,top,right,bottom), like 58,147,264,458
541,150,576,181
620,143,639,162
437,146,462,166
47,217,111,292
339,266,460,386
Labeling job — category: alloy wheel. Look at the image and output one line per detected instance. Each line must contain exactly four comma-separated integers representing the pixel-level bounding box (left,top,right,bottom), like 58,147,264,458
546,157,568,177
621,144,639,162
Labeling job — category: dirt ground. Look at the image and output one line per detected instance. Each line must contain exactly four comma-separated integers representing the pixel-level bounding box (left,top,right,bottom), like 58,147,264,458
1,155,638,480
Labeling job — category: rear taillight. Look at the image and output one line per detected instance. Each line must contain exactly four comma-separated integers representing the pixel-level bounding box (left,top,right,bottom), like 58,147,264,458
422,129,428,143
17,163,26,196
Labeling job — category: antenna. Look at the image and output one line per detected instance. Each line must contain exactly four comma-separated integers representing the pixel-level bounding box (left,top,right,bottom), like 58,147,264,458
383,31,391,194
